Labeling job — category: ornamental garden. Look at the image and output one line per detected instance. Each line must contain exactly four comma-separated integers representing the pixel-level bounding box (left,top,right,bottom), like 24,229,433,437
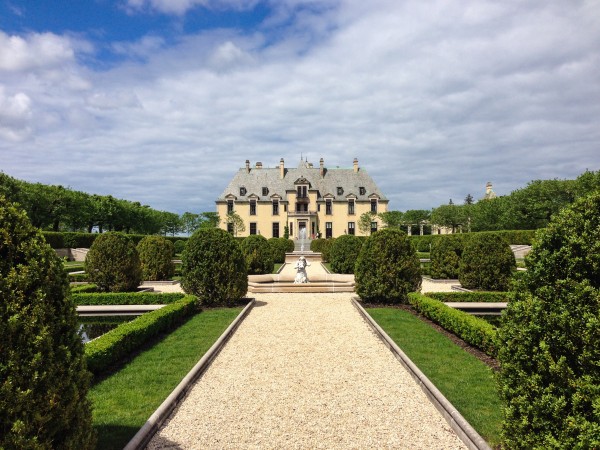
1,171,599,449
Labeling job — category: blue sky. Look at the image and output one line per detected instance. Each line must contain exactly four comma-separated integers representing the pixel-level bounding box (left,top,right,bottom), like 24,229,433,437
0,0,599,214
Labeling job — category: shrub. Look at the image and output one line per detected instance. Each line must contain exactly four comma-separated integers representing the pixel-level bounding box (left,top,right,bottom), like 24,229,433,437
459,233,515,291
73,292,185,305
85,232,142,292
0,197,95,449
181,228,247,306
137,235,175,281
408,293,498,357
497,193,600,449
85,295,198,375
240,235,274,275
173,239,186,255
268,237,294,264
426,291,509,303
429,235,463,279
310,238,335,262
330,234,364,274
355,228,421,304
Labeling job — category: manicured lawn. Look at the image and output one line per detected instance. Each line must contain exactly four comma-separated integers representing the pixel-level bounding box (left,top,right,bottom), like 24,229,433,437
273,263,283,273
89,307,243,450
366,307,502,448
322,262,332,272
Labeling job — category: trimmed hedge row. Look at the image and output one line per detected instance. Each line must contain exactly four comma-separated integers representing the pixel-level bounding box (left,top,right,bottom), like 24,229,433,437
310,238,335,262
43,231,187,249
73,292,185,305
69,273,90,282
70,284,98,294
409,230,536,252
84,295,198,375
408,293,498,357
425,291,510,303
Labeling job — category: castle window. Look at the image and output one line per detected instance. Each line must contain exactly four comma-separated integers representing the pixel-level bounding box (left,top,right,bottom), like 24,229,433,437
262,187,269,196
337,187,343,195
250,223,257,235
250,200,256,215
227,222,234,234
371,199,377,213
240,187,247,196
348,222,355,235
371,221,378,234
272,222,280,238
326,199,332,215
227,200,234,213
297,186,307,198
359,187,366,196
348,199,355,215
272,199,279,215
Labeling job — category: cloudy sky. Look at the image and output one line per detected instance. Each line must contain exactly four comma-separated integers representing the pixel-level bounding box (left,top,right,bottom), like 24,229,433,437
1,0,599,214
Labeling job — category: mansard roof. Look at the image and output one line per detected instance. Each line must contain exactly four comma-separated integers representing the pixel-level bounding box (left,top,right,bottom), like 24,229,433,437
217,159,388,202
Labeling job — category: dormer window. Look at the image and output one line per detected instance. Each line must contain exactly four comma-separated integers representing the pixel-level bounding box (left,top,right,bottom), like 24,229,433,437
337,187,343,195
262,187,269,196
297,186,307,198
326,199,332,215
240,187,247,196
359,187,366,196
227,200,234,213
371,198,377,213
348,198,355,215
250,199,256,215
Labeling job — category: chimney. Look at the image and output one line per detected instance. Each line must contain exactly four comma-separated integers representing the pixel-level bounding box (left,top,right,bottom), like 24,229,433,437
256,162,262,169
279,158,285,179
245,160,250,173
486,181,492,195
353,157,359,173
320,158,324,178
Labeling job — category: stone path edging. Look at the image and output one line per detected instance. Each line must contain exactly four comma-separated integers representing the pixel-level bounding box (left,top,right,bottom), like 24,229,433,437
123,299,256,450
351,298,492,450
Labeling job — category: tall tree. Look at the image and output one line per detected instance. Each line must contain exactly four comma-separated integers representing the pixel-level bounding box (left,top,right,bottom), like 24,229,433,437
378,210,404,228
431,204,467,233
224,211,245,236
358,211,377,235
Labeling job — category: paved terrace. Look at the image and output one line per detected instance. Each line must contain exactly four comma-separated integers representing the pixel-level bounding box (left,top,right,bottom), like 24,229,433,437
146,292,467,449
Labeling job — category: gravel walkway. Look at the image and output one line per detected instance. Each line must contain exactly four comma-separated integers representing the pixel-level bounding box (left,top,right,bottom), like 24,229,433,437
146,293,467,449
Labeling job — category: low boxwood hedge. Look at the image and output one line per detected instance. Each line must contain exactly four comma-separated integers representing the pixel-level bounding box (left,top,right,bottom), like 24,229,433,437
70,284,98,294
84,295,198,375
43,231,185,249
409,230,536,253
73,292,185,306
69,273,91,282
408,293,498,357
425,292,510,303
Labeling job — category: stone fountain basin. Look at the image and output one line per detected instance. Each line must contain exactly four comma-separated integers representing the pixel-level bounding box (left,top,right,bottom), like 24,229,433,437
247,273,355,293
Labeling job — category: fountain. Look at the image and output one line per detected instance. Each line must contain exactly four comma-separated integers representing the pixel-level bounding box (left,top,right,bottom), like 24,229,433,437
299,227,307,252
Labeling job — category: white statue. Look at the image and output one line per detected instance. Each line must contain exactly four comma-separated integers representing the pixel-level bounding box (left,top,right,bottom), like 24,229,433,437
293,256,311,283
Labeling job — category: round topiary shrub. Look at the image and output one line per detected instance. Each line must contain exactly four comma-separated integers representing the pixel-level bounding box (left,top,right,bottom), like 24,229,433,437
458,234,515,291
429,235,463,279
240,235,274,275
330,234,364,274
173,239,186,255
181,228,247,306
311,238,336,262
268,237,294,264
0,197,95,449
355,228,422,304
137,235,175,281
497,193,600,449
84,232,142,292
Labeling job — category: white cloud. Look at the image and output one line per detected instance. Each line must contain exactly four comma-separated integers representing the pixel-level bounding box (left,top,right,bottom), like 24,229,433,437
1,0,599,214
0,31,75,72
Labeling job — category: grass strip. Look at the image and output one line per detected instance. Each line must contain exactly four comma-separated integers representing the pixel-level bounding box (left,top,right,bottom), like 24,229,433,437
89,307,243,450
366,307,502,448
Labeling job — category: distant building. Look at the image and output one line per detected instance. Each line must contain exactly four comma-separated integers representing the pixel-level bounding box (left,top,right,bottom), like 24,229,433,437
216,157,389,238
483,181,497,200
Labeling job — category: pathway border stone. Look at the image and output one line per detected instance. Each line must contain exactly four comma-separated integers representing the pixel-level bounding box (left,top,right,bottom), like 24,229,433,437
123,299,256,450
352,298,492,450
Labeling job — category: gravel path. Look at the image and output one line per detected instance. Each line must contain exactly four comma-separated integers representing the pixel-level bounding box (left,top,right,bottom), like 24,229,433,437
146,293,467,449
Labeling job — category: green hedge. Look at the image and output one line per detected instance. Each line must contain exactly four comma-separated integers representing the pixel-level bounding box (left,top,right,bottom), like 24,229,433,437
70,284,98,294
408,293,498,357
409,230,536,252
73,292,185,306
64,265,85,273
425,291,510,303
69,273,91,282
43,231,186,249
84,295,198,375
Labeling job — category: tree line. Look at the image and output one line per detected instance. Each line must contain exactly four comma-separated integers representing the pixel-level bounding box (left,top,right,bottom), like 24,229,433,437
0,172,218,236
377,169,600,234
